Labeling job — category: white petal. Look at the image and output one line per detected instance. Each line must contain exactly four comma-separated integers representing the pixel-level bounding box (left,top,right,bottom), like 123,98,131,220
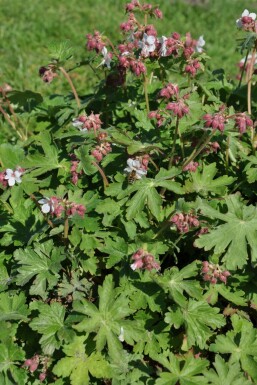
146,35,156,45
124,167,132,174
7,177,15,186
5,169,14,177
130,263,137,270
126,158,134,168
236,19,242,28
242,9,249,17
38,198,48,205
249,12,256,20
41,203,51,213
136,169,147,177
101,46,108,56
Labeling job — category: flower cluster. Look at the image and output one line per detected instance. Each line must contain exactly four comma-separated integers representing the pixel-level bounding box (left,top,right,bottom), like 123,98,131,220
124,155,149,180
72,112,102,133
170,212,200,233
23,355,48,382
201,261,231,285
0,167,24,188
203,111,226,132
236,9,256,31
38,197,86,218
85,3,204,80
131,248,160,271
91,132,112,162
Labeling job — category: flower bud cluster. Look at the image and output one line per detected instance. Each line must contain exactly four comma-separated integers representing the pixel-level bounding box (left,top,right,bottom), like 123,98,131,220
86,31,106,52
183,161,199,172
234,113,253,134
38,197,86,218
72,112,102,133
70,154,83,185
131,248,160,271
39,65,58,83
201,261,231,284
125,1,162,19
203,112,226,132
23,355,48,382
91,132,112,162
0,167,24,188
171,212,199,233
151,83,190,122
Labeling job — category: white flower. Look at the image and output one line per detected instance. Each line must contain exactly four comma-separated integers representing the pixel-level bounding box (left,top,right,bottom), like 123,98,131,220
158,36,167,57
38,198,53,214
195,35,205,53
118,327,125,342
138,34,156,57
236,9,256,28
124,158,147,179
4,168,22,186
98,47,112,69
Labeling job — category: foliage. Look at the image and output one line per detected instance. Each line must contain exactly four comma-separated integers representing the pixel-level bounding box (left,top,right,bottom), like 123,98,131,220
1,1,257,384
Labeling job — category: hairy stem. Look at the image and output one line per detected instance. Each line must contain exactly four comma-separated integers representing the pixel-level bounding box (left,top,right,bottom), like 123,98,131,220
59,66,81,108
0,105,25,140
92,161,109,188
143,74,150,115
182,129,216,169
64,216,69,239
168,116,180,169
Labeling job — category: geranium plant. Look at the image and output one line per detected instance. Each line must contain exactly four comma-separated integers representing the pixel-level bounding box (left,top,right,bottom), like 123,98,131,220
1,2,257,384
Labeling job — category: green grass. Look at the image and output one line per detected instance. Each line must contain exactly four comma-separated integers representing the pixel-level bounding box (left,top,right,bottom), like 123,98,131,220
0,0,256,94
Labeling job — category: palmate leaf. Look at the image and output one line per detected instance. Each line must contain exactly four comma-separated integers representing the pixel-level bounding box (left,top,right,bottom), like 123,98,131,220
210,314,257,383
195,194,257,269
203,355,252,385
165,300,225,349
154,352,208,385
155,261,202,307
121,168,183,220
73,275,143,360
20,132,60,177
0,339,27,385
185,163,235,196
29,301,74,355
53,336,112,385
14,240,66,299
0,292,30,322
